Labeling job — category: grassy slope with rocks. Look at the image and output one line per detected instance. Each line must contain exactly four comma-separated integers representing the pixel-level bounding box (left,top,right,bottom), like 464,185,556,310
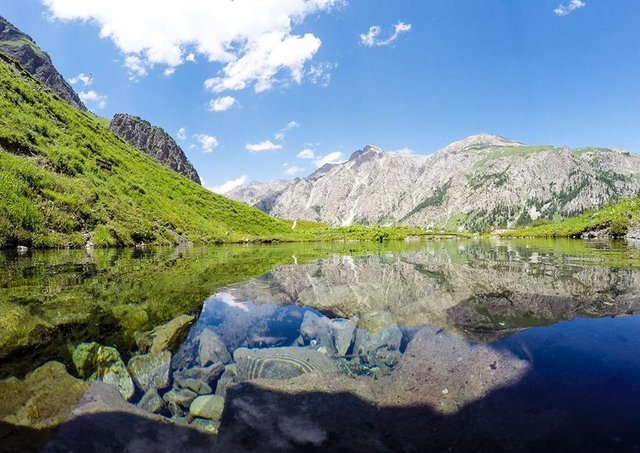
500,197,640,238
0,55,441,248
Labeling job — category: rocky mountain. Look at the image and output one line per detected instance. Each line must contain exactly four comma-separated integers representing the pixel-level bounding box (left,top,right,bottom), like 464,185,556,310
109,114,201,184
228,134,640,231
0,15,86,110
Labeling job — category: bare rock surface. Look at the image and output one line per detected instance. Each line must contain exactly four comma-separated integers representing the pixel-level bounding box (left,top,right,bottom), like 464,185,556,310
229,135,640,231
110,114,201,184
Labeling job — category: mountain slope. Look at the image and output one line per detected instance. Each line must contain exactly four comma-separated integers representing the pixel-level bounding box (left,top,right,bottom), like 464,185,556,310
0,15,86,110
110,113,201,184
0,55,320,248
229,135,640,232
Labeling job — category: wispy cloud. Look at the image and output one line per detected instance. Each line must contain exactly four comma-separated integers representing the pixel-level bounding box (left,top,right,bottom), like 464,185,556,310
209,96,237,112
554,0,586,16
177,127,187,141
69,72,93,86
209,175,247,194
297,148,316,159
360,22,412,47
78,90,107,109
284,164,305,175
274,121,299,141
246,140,283,153
194,133,219,152
314,151,344,167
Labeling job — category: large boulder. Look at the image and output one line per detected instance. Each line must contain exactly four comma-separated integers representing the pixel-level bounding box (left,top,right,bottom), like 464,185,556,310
127,351,171,392
234,347,338,381
189,395,225,421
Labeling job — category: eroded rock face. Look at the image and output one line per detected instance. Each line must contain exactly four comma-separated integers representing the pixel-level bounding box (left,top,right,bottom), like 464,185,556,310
229,136,640,231
0,15,86,110
109,114,201,184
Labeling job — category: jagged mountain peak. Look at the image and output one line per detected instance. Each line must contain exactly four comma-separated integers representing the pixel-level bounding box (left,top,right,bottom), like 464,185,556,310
349,144,385,162
0,15,86,110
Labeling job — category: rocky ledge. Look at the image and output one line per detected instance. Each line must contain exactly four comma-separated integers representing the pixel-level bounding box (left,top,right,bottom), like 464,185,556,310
110,113,201,184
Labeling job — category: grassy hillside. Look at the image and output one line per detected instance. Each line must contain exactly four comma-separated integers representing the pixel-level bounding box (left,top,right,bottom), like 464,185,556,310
0,55,441,248
499,197,640,238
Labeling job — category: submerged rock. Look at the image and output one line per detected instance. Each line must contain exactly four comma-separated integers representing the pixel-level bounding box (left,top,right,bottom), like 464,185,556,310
138,388,165,414
331,318,356,355
234,347,338,381
72,341,99,378
135,314,195,354
0,361,88,430
299,312,356,356
46,382,217,452
181,378,212,395
173,363,225,389
163,388,197,417
127,350,171,392
215,364,238,398
353,326,403,371
189,395,225,421
95,346,135,401
198,328,231,366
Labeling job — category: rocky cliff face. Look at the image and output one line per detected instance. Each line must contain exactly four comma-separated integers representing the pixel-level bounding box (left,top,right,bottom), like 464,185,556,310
0,15,86,110
228,134,640,231
109,114,201,184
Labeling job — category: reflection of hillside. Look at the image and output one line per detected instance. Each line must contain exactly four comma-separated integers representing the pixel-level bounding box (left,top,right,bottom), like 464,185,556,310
228,243,640,340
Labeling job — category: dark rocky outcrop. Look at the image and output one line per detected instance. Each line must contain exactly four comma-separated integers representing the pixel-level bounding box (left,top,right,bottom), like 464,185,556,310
0,15,86,110
109,114,201,184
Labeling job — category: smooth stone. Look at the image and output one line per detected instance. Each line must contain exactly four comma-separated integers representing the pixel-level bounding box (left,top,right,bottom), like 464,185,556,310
234,347,338,381
127,350,171,392
0,361,88,430
198,328,231,366
191,417,219,435
182,378,212,395
215,364,238,398
163,388,197,417
135,314,195,354
173,363,225,388
72,341,99,378
330,318,356,356
137,388,164,414
95,346,135,401
189,395,225,421
16,245,28,253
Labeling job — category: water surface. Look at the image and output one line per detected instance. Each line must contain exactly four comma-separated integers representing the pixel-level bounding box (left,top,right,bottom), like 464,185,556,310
2,238,640,451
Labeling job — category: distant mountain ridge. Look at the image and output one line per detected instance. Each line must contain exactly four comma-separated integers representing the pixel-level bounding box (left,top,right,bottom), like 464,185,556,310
228,134,640,231
0,15,86,110
110,114,201,184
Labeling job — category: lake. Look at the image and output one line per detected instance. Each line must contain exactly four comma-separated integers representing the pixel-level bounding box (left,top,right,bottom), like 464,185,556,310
1,238,640,452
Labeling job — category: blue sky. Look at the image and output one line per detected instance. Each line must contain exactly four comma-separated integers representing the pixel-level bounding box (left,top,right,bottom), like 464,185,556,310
1,0,639,192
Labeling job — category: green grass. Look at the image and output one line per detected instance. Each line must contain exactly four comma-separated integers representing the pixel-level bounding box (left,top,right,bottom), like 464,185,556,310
0,55,451,248
500,197,640,238
0,37,46,59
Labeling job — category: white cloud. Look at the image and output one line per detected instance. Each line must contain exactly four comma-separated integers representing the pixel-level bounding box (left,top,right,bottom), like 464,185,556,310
124,55,148,80
360,22,412,47
297,148,316,159
245,140,283,153
285,165,305,175
209,96,237,112
163,67,176,77
194,133,219,152
307,62,336,86
177,127,187,140
274,120,300,140
78,90,107,109
554,0,586,16
314,151,344,167
43,0,342,92
389,147,415,155
69,72,93,86
210,175,248,194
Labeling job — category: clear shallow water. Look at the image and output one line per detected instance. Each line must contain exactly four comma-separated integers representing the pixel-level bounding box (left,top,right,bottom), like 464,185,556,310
2,239,640,451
